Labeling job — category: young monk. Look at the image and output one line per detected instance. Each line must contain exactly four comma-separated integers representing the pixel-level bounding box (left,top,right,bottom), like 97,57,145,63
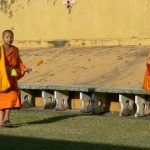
143,54,150,92
0,30,31,127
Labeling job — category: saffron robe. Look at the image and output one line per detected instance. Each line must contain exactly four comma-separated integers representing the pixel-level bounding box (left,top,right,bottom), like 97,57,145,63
144,54,150,92
0,45,25,110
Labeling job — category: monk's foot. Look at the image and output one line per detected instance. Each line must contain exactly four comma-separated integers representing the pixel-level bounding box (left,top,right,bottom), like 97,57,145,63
0,122,4,128
3,120,13,128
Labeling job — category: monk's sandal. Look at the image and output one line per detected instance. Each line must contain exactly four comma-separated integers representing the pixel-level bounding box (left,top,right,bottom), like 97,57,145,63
3,120,13,128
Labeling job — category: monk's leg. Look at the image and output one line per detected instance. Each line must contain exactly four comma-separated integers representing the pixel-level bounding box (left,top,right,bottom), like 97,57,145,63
0,110,4,125
3,109,13,127
3,108,11,122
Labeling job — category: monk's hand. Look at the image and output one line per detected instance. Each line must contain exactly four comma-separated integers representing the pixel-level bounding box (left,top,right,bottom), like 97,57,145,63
22,67,32,73
146,58,150,65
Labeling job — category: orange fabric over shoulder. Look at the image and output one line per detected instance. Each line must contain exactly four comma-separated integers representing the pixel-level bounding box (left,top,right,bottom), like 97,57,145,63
0,45,10,92
0,45,26,110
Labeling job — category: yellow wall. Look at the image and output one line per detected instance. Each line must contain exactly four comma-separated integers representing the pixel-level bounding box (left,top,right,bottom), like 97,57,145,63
1,0,150,47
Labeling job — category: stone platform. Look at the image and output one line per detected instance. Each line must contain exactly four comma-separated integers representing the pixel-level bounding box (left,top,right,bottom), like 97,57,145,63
19,84,150,118
18,45,150,117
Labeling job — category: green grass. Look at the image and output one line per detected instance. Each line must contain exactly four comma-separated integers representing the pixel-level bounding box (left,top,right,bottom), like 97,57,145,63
0,110,150,150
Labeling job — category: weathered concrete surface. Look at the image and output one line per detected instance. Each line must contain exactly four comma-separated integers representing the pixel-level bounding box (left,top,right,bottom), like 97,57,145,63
18,45,150,89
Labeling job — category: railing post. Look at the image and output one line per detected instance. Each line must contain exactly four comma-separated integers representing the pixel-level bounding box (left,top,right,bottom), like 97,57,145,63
119,94,134,116
54,91,69,110
91,93,106,114
80,92,90,113
42,91,55,109
135,95,149,117
20,90,32,108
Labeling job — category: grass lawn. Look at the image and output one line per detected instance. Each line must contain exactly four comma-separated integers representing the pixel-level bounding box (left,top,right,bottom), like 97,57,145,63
0,110,150,150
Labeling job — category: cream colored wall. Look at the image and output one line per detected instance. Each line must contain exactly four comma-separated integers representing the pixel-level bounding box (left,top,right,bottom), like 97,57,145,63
0,0,150,47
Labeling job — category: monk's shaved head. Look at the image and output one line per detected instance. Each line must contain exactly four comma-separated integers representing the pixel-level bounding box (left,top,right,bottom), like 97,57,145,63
2,30,14,45
2,30,14,37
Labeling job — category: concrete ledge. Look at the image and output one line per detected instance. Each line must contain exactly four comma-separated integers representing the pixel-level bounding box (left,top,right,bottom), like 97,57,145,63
2,38,150,48
19,84,149,95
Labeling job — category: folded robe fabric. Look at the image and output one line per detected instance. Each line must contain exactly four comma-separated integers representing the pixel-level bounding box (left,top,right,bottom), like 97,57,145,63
0,45,10,92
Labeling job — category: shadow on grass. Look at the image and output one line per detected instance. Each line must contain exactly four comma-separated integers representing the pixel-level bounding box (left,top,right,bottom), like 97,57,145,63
14,114,82,127
0,134,148,150
28,114,78,124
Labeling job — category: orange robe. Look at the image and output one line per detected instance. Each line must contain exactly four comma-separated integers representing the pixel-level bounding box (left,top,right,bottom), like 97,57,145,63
144,54,150,92
0,45,25,110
